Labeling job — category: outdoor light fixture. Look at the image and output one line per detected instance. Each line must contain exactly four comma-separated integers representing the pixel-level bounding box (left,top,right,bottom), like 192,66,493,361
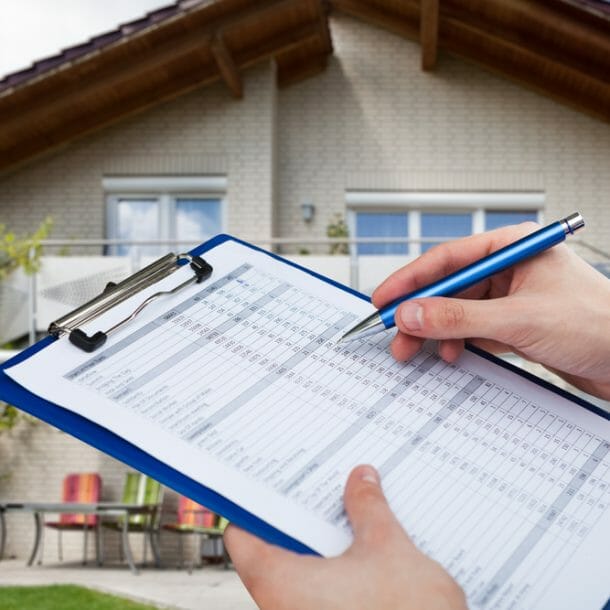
301,202,315,222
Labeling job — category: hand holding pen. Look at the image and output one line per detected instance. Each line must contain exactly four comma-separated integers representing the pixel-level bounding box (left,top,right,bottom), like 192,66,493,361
347,214,610,401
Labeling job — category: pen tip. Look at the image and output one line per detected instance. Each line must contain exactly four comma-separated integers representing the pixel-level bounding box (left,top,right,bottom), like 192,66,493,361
338,312,384,344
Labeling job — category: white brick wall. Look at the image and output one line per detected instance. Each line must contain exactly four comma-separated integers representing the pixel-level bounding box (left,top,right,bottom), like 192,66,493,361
277,15,610,252
1,14,609,562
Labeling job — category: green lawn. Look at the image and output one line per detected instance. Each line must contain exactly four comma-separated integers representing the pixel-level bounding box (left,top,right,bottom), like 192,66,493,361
0,585,160,610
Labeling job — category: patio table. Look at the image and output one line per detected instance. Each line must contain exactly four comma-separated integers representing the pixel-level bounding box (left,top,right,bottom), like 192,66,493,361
0,501,159,574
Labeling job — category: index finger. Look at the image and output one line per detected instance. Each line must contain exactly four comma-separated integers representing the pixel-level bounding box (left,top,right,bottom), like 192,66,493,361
371,222,538,308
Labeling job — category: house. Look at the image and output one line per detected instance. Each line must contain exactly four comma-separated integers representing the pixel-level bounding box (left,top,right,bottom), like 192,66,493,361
1,0,609,563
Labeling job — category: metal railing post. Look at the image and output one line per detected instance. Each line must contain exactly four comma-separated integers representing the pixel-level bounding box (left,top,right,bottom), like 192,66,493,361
349,243,359,291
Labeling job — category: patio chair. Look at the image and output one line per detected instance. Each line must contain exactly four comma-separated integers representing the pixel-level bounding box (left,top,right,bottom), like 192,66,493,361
102,472,163,569
162,495,230,572
44,472,102,564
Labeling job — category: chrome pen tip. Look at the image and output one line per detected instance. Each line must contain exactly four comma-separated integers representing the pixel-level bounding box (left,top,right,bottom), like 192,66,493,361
338,312,385,343
337,327,359,344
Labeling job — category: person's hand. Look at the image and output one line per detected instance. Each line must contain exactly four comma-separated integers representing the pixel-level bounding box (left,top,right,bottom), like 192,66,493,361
372,222,610,401
224,465,467,610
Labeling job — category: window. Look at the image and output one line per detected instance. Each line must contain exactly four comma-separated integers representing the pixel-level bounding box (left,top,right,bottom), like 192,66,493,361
175,198,222,243
420,212,472,253
104,176,226,256
347,192,544,257
484,210,538,231
355,212,409,255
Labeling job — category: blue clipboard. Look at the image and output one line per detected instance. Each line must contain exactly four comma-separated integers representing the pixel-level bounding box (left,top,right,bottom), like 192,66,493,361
0,233,608,563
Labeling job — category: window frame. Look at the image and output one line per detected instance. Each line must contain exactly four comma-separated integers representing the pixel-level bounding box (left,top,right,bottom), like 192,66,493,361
104,176,227,255
346,192,544,257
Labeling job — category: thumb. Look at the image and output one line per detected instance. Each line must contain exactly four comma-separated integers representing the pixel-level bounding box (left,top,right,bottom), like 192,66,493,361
344,465,409,550
396,296,521,343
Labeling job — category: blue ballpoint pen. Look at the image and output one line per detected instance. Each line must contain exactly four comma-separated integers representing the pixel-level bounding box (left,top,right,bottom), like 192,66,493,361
339,211,585,343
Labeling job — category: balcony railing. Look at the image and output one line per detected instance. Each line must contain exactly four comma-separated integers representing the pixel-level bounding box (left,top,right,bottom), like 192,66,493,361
0,236,608,348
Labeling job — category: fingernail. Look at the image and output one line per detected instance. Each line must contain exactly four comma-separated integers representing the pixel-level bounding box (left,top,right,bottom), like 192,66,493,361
400,302,423,331
359,465,380,485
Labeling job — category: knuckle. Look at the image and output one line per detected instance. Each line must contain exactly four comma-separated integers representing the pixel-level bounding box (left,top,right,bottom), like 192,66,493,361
427,244,457,280
438,300,466,330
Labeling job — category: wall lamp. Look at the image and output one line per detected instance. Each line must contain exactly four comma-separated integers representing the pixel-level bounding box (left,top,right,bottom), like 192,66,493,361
301,202,315,222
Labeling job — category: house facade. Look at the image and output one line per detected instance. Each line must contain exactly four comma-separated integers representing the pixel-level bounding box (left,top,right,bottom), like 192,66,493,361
1,0,609,562
1,7,609,263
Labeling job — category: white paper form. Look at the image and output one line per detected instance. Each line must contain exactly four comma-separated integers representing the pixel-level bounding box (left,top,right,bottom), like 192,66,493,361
7,239,610,610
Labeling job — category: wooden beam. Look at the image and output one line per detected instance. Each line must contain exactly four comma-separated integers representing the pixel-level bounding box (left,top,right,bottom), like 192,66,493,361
211,35,243,98
0,68,222,171
1,20,324,142
442,0,610,83
0,0,334,171
235,21,325,69
277,52,329,88
0,19,331,163
440,16,610,122
420,0,439,71
331,0,419,39
317,3,334,55
0,31,214,134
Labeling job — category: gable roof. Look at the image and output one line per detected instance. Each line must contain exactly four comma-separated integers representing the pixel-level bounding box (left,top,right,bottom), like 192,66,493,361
0,0,608,174
0,0,333,173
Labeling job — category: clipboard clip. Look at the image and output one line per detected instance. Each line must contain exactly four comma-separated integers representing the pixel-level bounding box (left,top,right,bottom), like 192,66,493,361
48,253,213,353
